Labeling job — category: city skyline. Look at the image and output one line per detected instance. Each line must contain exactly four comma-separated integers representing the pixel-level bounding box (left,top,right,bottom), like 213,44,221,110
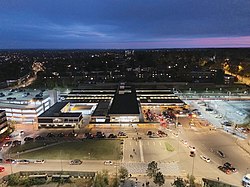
0,0,250,49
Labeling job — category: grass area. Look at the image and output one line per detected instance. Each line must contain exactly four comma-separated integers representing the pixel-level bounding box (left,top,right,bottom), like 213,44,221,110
19,140,121,160
164,142,175,152
9,141,57,154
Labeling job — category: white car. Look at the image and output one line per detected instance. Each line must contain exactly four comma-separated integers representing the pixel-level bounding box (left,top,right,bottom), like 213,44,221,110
104,160,113,165
180,140,188,145
189,146,196,152
172,132,179,137
200,155,211,163
17,159,30,164
34,159,45,164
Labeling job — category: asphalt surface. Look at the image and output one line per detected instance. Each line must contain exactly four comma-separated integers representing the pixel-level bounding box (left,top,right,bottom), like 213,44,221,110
0,108,249,186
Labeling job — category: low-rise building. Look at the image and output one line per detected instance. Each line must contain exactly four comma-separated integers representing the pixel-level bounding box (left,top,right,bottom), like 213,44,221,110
38,102,83,128
0,89,53,124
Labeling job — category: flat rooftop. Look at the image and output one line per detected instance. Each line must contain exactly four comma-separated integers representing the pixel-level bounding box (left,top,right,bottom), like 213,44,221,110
39,102,81,118
92,101,111,117
0,89,49,108
109,87,140,115
140,98,184,105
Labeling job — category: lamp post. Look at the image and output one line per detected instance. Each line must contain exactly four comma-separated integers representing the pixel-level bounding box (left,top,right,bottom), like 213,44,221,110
60,150,63,173
175,114,179,128
88,152,90,160
9,153,13,175
191,155,195,176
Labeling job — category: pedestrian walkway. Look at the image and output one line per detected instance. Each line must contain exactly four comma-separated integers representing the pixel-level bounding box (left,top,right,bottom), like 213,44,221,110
122,162,179,176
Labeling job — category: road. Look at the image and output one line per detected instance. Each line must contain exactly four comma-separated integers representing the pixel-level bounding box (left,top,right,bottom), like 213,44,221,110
0,115,249,186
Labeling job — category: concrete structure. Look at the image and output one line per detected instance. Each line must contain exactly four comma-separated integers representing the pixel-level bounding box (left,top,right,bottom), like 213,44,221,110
0,89,52,124
0,110,8,134
37,84,186,128
109,85,140,122
38,102,83,128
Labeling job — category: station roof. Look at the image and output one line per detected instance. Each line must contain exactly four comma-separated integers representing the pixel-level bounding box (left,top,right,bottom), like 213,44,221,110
64,99,110,103
139,98,185,105
92,101,111,117
39,102,81,118
136,89,173,94
109,88,140,115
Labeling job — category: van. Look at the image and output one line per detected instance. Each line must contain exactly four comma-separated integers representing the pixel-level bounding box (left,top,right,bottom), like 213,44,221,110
242,174,250,187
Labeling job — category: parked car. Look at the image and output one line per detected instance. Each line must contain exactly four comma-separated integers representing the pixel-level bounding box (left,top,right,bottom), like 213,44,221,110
3,141,12,147
0,166,5,172
12,140,21,147
189,146,196,152
35,135,45,141
17,159,30,164
34,160,45,164
96,131,105,138
200,155,211,163
242,173,250,187
108,134,117,138
223,162,237,173
217,150,225,158
70,159,82,165
104,160,113,165
149,133,159,138
4,136,10,140
19,130,25,136
157,130,167,137
24,137,34,142
84,133,94,139
180,139,188,145
5,159,16,164
46,133,55,138
147,131,153,136
190,151,195,157
117,131,128,138
218,166,231,174
68,132,78,137
57,133,65,137
222,121,232,126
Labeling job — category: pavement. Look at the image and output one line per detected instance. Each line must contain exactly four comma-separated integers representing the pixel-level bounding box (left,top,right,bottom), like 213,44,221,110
1,104,250,186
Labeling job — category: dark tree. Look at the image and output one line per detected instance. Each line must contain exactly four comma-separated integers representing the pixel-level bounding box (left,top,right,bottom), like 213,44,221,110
146,161,159,178
171,177,186,187
153,172,165,186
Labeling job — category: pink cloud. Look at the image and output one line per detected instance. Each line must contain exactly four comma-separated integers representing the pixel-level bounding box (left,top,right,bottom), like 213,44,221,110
108,36,250,48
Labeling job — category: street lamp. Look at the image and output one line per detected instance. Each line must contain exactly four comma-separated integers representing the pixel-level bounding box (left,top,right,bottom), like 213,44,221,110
88,152,90,159
60,150,63,173
175,114,179,128
191,155,195,176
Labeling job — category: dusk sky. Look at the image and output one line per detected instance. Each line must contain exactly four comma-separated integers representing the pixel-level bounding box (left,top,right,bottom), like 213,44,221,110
0,0,250,49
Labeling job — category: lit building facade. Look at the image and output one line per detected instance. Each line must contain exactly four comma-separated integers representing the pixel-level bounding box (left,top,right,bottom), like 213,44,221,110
0,90,52,124
0,110,8,134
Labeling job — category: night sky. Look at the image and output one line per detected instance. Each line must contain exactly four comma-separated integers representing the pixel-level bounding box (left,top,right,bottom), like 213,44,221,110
0,0,250,49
